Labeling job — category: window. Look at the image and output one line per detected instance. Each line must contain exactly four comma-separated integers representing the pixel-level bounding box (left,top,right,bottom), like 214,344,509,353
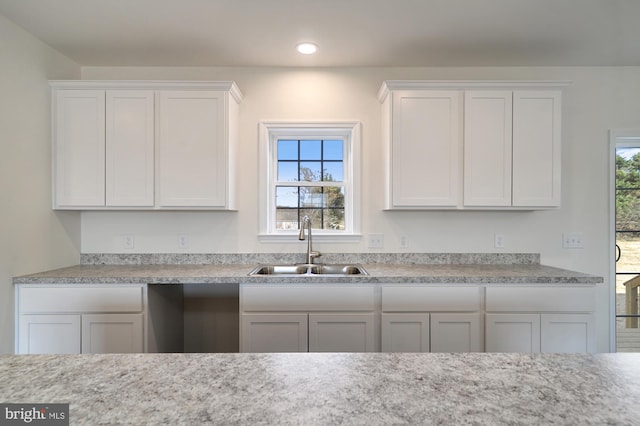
259,122,361,242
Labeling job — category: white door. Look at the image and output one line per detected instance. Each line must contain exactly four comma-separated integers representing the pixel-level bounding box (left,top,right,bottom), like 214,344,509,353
391,90,462,207
430,313,481,352
463,91,512,207
18,314,81,354
158,90,227,207
541,313,595,353
54,89,105,207
106,90,155,207
81,314,144,354
486,313,541,353
512,90,561,207
381,313,430,352
308,313,375,352
241,313,308,352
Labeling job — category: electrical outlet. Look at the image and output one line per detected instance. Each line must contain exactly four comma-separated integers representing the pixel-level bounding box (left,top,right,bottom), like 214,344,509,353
399,234,409,249
123,234,135,250
494,234,505,249
178,235,189,249
563,233,584,249
368,234,384,249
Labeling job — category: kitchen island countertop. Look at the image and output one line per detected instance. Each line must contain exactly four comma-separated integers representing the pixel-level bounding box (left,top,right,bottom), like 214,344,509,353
0,352,637,425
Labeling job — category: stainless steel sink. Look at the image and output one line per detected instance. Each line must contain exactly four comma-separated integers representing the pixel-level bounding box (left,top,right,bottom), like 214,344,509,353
248,264,368,276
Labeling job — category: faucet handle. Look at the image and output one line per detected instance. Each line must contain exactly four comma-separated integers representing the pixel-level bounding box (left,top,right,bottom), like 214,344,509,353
309,251,321,259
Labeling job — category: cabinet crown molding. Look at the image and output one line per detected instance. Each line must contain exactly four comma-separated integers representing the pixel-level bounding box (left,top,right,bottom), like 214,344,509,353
378,80,571,102
49,80,243,103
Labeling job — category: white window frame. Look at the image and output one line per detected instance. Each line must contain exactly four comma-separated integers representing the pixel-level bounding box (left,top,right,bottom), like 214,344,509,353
258,121,361,242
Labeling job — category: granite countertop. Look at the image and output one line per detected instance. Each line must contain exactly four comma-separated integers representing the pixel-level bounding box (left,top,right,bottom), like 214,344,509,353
14,262,601,285
1,352,638,425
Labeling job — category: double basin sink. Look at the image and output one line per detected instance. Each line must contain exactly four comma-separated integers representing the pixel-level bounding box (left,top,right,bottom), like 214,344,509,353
249,263,368,276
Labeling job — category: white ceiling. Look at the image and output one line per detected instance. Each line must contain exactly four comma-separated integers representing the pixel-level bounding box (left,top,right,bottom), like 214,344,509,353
0,0,639,67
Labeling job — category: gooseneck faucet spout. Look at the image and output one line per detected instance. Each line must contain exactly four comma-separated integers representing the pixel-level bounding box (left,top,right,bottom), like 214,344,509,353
299,215,321,265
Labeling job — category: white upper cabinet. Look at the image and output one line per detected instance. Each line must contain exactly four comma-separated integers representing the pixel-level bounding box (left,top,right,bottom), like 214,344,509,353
379,81,566,210
383,90,462,208
157,90,227,208
512,90,561,207
54,90,106,207
51,81,242,210
463,91,513,207
106,90,155,207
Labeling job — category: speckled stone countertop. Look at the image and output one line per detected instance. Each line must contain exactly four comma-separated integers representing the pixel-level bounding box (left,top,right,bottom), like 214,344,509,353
1,352,638,425
13,252,601,285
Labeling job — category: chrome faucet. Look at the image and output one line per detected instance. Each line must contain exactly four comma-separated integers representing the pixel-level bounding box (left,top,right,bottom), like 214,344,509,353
298,215,321,265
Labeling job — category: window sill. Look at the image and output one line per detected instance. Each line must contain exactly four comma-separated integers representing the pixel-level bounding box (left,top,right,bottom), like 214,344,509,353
258,233,362,244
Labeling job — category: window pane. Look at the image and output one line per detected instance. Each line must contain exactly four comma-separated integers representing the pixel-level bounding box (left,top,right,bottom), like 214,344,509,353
325,187,345,208
323,209,345,230
300,208,323,228
300,187,323,207
323,162,343,181
276,208,299,230
277,161,298,182
278,140,298,160
276,186,298,208
324,140,343,160
300,162,322,181
300,140,321,160
616,189,640,231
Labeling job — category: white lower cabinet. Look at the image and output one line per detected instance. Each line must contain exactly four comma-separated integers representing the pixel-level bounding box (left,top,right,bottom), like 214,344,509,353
309,313,375,352
241,313,309,352
19,314,81,354
16,284,145,354
381,286,482,353
81,313,144,353
485,286,596,353
240,284,376,353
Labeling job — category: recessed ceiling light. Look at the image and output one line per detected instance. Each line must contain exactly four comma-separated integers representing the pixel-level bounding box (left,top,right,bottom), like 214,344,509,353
296,42,318,55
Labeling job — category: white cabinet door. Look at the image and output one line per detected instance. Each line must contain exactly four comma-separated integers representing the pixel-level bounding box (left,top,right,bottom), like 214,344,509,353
430,313,481,353
390,90,462,207
81,313,144,354
512,90,561,207
309,313,375,352
54,90,105,207
18,314,81,354
381,313,430,352
463,91,513,207
485,313,541,353
541,313,596,353
241,313,308,352
158,90,227,207
106,90,155,207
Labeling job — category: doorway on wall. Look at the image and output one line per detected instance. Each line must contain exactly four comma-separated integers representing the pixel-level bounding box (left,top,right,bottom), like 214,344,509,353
612,131,640,352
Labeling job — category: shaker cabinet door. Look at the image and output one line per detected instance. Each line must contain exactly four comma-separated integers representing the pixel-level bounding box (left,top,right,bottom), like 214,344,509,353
54,90,106,207
463,91,513,207
81,313,144,354
485,313,541,353
308,313,375,352
18,314,81,354
430,313,481,353
512,90,561,207
381,313,430,352
105,90,155,207
241,313,308,352
390,90,462,208
158,90,227,207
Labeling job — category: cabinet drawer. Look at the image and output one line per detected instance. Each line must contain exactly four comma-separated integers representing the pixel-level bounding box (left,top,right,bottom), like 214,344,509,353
485,286,595,312
241,285,374,311
381,286,480,312
19,285,143,313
